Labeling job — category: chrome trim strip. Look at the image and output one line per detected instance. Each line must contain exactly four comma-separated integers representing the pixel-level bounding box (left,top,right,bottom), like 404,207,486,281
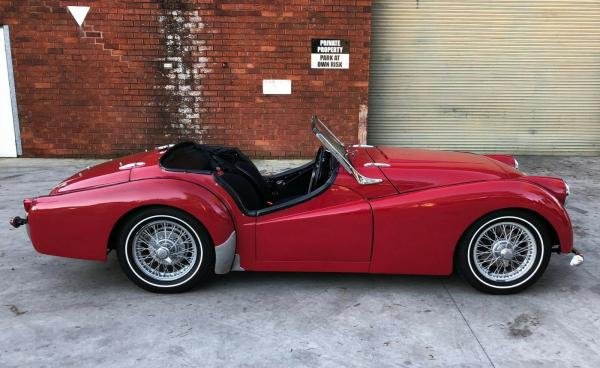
119,162,146,170
364,162,391,168
214,231,236,274
352,144,373,148
156,144,175,150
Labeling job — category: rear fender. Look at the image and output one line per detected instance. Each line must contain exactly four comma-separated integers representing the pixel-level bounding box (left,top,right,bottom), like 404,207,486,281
28,179,236,270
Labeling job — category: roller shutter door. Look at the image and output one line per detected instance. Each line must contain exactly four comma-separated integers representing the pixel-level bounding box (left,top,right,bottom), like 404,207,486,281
368,0,600,154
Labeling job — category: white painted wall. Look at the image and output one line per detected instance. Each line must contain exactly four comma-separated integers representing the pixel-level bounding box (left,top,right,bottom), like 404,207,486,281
0,27,17,157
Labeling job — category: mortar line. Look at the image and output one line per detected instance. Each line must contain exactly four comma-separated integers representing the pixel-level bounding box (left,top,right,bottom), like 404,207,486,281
443,281,496,368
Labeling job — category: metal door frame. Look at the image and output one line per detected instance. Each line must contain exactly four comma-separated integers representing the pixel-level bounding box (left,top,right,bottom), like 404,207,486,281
2,25,21,155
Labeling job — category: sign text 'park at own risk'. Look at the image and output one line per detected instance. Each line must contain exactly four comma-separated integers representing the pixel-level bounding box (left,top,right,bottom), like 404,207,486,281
311,39,349,69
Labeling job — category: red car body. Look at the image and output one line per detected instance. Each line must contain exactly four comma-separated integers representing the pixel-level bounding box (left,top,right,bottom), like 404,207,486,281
22,143,573,277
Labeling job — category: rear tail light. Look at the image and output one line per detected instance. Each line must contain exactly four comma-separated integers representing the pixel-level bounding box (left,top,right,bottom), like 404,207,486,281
23,198,33,213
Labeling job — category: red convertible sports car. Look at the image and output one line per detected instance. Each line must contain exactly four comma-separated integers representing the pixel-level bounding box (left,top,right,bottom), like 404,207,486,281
11,116,583,294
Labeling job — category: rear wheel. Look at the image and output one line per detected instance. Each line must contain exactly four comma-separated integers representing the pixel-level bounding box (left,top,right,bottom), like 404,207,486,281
456,210,552,294
116,207,214,293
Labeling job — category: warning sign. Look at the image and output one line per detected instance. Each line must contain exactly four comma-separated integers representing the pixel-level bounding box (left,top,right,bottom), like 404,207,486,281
311,39,349,69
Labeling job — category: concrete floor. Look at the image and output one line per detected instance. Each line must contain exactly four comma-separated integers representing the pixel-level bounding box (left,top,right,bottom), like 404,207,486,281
0,156,598,368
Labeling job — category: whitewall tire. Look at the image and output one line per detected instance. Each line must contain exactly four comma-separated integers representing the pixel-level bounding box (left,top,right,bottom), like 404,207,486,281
456,210,552,294
116,207,214,293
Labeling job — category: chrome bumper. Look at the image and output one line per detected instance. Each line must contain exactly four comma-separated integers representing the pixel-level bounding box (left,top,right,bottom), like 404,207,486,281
570,248,584,267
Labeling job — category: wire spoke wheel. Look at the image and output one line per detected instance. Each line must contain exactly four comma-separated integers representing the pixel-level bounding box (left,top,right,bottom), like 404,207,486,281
458,212,552,294
131,219,198,282
472,221,537,283
118,208,215,293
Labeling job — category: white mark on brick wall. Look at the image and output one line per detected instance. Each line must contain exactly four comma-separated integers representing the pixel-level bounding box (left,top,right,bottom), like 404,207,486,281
157,9,210,140
67,6,90,27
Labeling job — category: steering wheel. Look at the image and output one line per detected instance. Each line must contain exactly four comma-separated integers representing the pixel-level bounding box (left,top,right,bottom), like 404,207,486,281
307,147,326,194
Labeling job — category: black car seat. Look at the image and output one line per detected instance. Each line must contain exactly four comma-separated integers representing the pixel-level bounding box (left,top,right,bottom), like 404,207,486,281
234,161,272,204
207,146,273,208
218,172,264,211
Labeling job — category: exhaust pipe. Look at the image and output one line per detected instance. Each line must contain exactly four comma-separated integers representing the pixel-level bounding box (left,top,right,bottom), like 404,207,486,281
570,248,584,267
9,216,27,229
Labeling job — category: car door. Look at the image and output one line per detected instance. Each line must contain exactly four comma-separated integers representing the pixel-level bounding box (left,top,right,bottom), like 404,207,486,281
254,183,373,270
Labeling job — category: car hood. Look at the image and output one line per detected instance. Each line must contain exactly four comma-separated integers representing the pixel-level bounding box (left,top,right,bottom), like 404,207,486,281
365,146,522,193
50,150,162,195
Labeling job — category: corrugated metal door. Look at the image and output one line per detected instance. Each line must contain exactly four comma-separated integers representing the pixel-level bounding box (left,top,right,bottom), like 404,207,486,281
368,0,600,154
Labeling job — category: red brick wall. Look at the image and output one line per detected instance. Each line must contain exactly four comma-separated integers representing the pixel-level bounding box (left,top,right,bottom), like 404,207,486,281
0,0,371,158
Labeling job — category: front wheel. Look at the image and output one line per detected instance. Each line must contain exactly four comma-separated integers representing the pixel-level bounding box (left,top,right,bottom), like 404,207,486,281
456,210,552,294
116,207,214,293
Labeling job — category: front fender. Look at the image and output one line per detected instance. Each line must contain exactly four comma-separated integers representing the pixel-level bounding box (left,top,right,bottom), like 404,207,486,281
27,179,235,262
370,179,573,275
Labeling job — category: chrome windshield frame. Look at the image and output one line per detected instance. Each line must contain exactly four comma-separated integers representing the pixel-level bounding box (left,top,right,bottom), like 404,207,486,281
311,115,382,185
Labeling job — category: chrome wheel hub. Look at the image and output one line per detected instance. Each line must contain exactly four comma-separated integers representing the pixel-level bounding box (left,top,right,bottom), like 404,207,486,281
132,219,198,282
155,247,170,261
500,247,514,260
491,240,514,260
472,221,537,283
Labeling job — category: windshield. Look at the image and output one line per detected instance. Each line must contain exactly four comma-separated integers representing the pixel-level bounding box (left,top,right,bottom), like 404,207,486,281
311,116,381,185
312,116,346,157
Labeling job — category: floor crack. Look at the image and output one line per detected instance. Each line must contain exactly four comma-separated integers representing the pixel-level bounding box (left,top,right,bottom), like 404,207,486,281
443,281,496,368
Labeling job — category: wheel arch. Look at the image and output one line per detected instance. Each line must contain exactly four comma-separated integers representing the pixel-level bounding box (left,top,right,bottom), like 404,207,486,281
451,207,559,270
107,204,211,251
105,180,238,274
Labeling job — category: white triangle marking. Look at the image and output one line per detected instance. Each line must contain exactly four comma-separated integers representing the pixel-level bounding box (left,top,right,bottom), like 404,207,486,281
67,6,90,27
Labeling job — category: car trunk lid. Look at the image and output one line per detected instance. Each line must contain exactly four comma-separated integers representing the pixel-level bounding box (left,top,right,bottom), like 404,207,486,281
50,150,162,195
